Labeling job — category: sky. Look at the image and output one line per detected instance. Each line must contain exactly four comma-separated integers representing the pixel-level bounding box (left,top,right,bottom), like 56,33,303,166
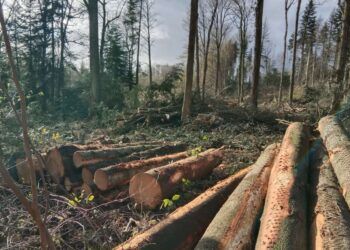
148,0,339,65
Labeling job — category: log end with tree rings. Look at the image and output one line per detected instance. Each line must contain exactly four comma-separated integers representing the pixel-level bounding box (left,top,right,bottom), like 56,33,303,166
129,172,163,209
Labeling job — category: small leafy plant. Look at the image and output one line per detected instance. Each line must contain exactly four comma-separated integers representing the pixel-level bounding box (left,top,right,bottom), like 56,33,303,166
160,194,181,210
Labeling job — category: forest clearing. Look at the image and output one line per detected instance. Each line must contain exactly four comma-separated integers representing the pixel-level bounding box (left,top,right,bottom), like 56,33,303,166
1,0,350,249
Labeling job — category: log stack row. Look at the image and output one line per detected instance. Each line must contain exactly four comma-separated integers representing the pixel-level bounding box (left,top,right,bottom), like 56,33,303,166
115,117,350,250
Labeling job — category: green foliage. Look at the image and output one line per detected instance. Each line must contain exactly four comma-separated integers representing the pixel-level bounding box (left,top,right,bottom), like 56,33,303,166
189,146,203,157
300,0,317,46
160,194,181,209
262,68,290,87
146,64,183,106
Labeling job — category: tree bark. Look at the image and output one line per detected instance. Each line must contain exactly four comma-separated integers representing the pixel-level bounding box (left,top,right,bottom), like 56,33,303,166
129,148,223,209
94,151,189,191
256,123,309,249
318,115,350,208
114,167,250,250
195,144,279,250
87,0,100,104
181,0,199,121
278,0,291,105
135,0,143,86
73,144,157,168
251,0,264,109
289,0,302,104
309,140,350,249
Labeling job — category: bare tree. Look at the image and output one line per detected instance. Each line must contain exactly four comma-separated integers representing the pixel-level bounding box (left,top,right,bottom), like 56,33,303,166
0,3,55,248
135,0,143,85
231,0,253,103
251,0,264,108
200,0,218,101
278,0,295,105
99,0,125,73
214,0,231,95
289,0,302,103
182,0,199,121
143,0,156,85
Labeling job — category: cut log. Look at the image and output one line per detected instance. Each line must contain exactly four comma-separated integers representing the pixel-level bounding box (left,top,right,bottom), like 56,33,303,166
46,144,102,183
94,151,189,191
15,155,46,185
81,144,188,184
114,167,250,250
73,144,159,168
129,148,223,209
310,140,350,250
255,122,309,250
318,115,350,207
195,143,280,250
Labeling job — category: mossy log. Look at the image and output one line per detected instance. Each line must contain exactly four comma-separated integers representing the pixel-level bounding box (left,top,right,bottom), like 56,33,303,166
318,115,350,207
255,122,309,250
129,148,224,209
195,144,279,250
114,167,250,250
94,151,189,191
310,141,350,249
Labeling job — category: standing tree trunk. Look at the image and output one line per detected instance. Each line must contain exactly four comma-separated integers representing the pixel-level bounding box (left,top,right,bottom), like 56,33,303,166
278,0,293,105
135,0,143,86
145,0,153,85
289,0,302,103
86,0,100,104
337,0,350,86
215,45,221,95
181,0,199,122
195,29,200,96
251,0,264,109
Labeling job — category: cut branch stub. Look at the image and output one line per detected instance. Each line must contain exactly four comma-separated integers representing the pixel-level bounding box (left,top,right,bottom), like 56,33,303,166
129,148,224,209
255,122,309,250
318,115,350,207
195,143,280,250
94,151,189,191
114,167,250,250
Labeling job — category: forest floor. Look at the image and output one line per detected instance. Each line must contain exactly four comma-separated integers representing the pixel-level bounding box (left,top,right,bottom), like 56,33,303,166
0,86,342,249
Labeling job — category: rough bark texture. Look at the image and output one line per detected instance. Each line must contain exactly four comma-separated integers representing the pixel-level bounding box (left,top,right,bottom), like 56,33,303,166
80,144,187,184
318,115,350,207
195,143,279,250
309,140,350,250
114,167,250,250
129,148,223,209
289,0,302,103
73,144,157,168
255,122,309,250
181,0,199,121
94,151,189,191
251,0,264,108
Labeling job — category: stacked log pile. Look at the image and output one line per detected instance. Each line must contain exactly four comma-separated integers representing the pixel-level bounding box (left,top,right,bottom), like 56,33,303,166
8,115,350,250
114,119,350,250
